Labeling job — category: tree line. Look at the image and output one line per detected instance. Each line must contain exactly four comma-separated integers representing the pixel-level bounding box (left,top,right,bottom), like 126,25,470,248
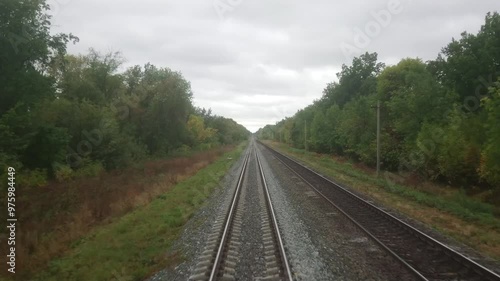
0,1,249,186
257,12,500,189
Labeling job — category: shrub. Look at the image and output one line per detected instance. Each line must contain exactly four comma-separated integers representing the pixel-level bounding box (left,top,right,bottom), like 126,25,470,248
74,161,104,179
55,165,74,182
18,169,48,188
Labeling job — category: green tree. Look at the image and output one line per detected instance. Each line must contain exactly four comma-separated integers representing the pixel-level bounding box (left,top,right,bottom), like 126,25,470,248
57,51,124,104
377,58,455,169
337,95,377,164
437,110,481,185
479,83,500,187
0,0,76,180
379,59,453,140
321,52,384,108
434,12,500,109
0,0,77,115
141,71,193,154
310,111,328,152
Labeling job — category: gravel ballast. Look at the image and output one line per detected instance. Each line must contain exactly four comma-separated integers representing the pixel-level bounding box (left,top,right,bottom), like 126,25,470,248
149,141,421,280
256,143,418,281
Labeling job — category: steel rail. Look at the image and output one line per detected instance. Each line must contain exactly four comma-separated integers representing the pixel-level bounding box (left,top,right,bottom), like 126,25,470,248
256,149,294,281
208,149,251,281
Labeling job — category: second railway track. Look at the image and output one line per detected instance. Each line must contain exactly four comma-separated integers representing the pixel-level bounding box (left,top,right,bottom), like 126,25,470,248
259,140,500,281
189,143,293,281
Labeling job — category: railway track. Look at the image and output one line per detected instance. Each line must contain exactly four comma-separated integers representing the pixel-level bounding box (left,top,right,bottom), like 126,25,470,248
189,144,293,281
259,141,500,281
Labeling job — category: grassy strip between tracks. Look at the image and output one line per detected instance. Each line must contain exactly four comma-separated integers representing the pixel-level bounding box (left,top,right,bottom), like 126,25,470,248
263,141,500,261
28,142,246,281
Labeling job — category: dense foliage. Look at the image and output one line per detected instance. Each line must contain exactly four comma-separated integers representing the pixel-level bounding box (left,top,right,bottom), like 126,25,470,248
257,12,500,189
0,1,249,186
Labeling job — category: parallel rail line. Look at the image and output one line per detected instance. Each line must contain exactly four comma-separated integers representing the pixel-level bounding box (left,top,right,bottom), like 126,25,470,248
259,141,500,281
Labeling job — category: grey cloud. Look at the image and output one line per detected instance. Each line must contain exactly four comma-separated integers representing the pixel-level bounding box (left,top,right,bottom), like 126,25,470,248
50,0,498,132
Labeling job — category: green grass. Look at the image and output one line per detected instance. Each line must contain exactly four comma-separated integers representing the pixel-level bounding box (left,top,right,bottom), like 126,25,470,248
30,142,246,281
268,142,500,230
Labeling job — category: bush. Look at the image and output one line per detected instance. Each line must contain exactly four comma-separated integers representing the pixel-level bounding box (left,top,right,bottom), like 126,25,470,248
178,144,191,153
199,143,215,151
169,144,192,157
73,161,104,179
436,110,481,185
18,169,48,188
54,165,74,182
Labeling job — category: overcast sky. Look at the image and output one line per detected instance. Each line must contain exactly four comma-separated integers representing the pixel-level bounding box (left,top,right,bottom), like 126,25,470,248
49,0,498,132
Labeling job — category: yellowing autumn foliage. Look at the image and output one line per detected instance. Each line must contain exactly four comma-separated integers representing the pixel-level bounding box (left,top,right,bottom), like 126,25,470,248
187,114,218,144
